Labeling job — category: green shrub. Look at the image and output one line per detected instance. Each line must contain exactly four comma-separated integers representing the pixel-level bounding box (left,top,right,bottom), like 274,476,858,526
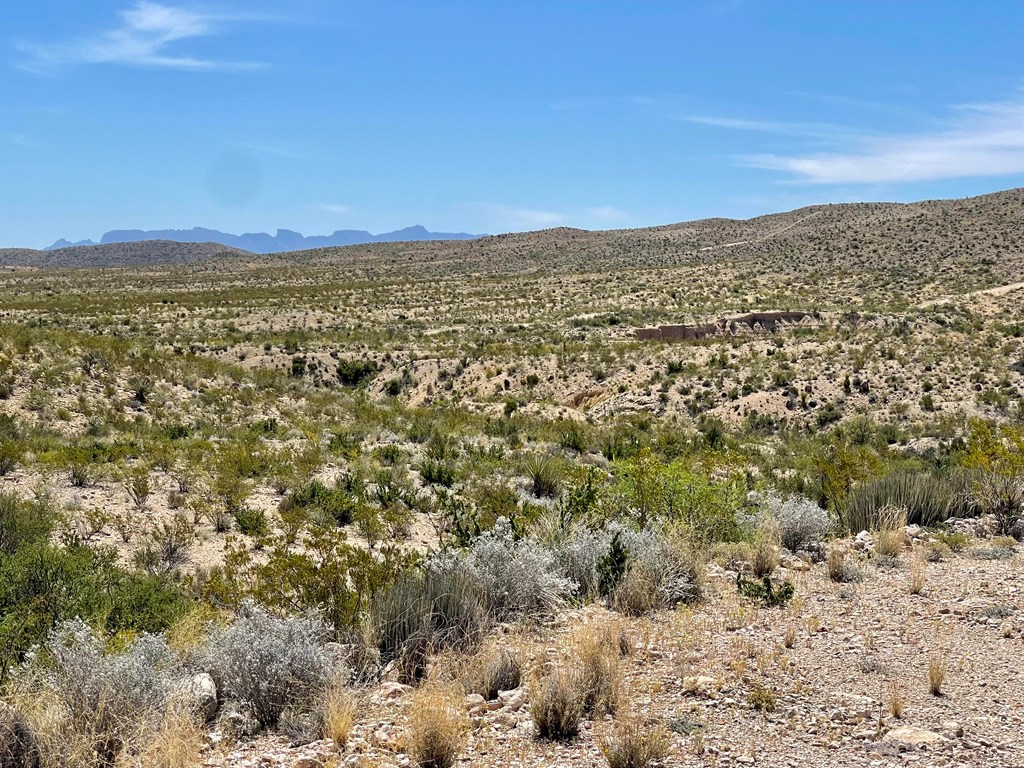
285,479,356,526
336,358,379,387
736,575,794,607
842,471,966,532
233,507,268,537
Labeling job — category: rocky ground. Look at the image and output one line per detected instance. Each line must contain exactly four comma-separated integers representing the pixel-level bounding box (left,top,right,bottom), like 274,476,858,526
196,528,1024,768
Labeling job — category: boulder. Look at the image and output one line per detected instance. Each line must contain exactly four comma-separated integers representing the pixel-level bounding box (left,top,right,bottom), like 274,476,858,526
188,673,219,722
883,725,946,749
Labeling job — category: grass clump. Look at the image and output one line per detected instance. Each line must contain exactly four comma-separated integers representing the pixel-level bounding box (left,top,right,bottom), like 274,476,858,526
408,683,467,768
601,713,670,768
460,643,522,701
530,670,582,741
571,625,624,718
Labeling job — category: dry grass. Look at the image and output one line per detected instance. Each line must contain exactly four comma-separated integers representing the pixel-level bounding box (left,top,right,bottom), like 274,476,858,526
322,681,358,750
782,625,797,649
571,624,624,718
874,506,907,558
750,520,780,578
530,669,582,742
459,642,523,701
130,702,205,768
407,683,467,768
601,712,670,768
889,681,905,719
928,652,947,696
908,552,926,595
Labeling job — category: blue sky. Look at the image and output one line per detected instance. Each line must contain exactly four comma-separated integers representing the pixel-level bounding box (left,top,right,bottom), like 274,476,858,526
3,1,1024,247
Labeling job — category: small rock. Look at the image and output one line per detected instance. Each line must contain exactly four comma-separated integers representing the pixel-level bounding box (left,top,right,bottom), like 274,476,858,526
378,682,412,700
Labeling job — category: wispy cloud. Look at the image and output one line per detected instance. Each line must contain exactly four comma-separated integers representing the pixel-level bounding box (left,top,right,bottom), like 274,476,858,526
680,114,858,142
232,141,310,160
467,203,632,232
4,133,41,148
585,206,630,224
473,204,565,229
18,2,269,72
736,94,1024,184
317,203,351,215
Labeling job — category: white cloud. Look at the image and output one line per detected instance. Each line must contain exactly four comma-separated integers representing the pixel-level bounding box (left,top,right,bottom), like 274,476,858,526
5,133,41,148
18,2,266,72
474,204,565,230
737,95,1024,184
318,203,351,215
680,114,857,141
584,206,630,224
466,203,632,232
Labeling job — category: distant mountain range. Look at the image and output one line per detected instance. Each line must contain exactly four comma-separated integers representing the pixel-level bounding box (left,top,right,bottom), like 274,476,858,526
45,225,484,254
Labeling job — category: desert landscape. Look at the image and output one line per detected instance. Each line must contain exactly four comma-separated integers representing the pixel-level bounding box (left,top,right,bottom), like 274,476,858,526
1,188,1023,767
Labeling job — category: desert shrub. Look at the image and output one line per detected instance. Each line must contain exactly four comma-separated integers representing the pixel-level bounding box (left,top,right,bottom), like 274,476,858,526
433,518,571,621
373,443,407,467
233,506,268,537
203,527,418,637
757,493,829,552
460,644,522,701
408,683,467,768
199,601,336,727
971,472,1024,538
934,530,972,552
748,682,777,711
842,471,960,531
0,543,189,681
736,575,794,607
372,568,487,683
530,670,582,741
419,457,457,488
336,358,379,387
969,537,1016,560
0,492,53,557
131,515,193,576
549,525,609,601
597,530,629,598
283,479,356,526
608,527,702,615
30,619,178,767
0,441,24,477
923,540,952,562
601,714,670,768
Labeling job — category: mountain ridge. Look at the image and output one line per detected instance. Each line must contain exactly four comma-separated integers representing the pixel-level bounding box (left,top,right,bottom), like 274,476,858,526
44,225,484,254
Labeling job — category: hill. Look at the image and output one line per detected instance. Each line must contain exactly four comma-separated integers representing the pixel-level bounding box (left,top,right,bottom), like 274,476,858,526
0,240,250,269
